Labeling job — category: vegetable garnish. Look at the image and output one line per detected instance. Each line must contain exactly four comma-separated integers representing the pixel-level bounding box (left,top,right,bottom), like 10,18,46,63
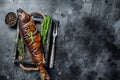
41,16,51,44
29,31,34,42
18,38,25,58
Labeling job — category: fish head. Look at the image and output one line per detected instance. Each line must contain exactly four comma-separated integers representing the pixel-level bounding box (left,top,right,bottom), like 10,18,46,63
17,8,30,23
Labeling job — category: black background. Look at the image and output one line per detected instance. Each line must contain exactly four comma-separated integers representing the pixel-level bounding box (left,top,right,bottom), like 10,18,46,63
0,0,120,80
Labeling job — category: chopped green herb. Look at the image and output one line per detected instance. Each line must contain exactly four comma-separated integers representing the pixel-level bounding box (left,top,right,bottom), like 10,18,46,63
29,31,34,42
41,16,51,44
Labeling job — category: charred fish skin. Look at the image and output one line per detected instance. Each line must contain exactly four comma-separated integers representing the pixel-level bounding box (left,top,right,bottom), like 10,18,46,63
17,8,50,80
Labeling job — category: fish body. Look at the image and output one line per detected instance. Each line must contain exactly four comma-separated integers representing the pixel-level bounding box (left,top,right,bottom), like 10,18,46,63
17,8,50,80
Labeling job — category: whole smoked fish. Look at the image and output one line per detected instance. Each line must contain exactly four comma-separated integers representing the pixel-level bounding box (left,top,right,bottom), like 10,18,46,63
17,8,50,80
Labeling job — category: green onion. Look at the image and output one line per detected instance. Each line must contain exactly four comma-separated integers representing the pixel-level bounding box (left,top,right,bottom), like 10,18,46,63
41,16,51,44
29,31,34,42
18,38,25,57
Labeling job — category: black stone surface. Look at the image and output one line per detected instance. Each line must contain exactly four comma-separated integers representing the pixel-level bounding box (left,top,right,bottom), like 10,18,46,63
0,0,120,80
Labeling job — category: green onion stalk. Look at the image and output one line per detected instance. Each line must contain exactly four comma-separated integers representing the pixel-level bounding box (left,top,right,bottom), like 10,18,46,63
41,16,51,44
17,38,25,58
29,31,34,42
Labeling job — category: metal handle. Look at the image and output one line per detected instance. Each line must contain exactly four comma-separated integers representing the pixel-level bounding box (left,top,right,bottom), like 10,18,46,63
49,20,58,68
49,43,55,68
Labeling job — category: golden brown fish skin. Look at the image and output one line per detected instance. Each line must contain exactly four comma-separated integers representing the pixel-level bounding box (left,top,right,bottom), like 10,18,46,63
17,8,50,80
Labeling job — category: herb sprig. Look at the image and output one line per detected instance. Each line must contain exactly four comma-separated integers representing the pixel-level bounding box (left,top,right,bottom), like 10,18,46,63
41,16,51,44
29,31,34,42
17,38,25,57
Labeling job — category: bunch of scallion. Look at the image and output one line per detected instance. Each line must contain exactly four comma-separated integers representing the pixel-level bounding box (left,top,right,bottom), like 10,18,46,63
17,38,25,58
41,16,51,44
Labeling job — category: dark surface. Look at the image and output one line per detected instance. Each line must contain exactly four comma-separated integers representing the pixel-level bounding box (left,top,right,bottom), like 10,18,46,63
0,0,120,80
